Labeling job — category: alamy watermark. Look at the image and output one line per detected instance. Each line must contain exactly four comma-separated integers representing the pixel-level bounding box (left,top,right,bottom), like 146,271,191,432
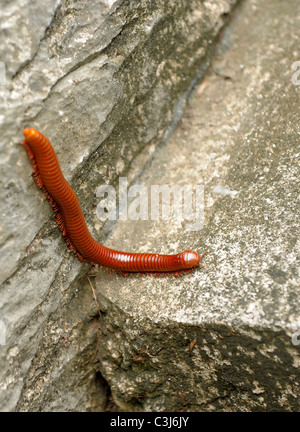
0,61,6,86
292,329,300,346
0,320,6,346
96,177,204,231
292,61,300,86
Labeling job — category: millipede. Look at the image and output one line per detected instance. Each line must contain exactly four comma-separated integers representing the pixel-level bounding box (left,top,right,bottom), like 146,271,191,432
21,128,208,276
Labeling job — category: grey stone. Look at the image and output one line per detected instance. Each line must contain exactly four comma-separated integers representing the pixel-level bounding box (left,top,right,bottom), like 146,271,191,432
0,0,238,411
94,0,300,411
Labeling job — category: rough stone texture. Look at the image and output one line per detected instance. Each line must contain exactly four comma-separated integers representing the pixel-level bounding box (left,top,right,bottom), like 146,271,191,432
94,0,300,411
0,0,238,412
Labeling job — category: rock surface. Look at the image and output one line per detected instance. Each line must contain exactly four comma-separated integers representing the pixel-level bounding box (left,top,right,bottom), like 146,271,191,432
0,0,238,411
94,0,300,411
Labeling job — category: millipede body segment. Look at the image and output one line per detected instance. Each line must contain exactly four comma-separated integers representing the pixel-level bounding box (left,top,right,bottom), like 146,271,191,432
21,128,207,275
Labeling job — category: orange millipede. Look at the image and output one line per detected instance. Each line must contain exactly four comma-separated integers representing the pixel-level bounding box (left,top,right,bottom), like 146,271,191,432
21,128,208,276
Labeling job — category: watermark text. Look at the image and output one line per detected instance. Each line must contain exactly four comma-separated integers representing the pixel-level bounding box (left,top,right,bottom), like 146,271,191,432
96,177,204,231
0,61,6,86
292,61,300,86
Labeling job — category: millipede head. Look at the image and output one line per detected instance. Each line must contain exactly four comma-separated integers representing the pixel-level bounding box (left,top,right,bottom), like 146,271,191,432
179,250,209,272
23,128,39,141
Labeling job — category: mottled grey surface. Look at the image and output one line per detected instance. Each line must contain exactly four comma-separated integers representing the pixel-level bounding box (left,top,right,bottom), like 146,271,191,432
94,0,300,411
0,0,238,411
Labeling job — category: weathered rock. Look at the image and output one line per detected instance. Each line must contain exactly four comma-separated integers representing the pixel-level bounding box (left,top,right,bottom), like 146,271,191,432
0,0,238,411
93,0,300,411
